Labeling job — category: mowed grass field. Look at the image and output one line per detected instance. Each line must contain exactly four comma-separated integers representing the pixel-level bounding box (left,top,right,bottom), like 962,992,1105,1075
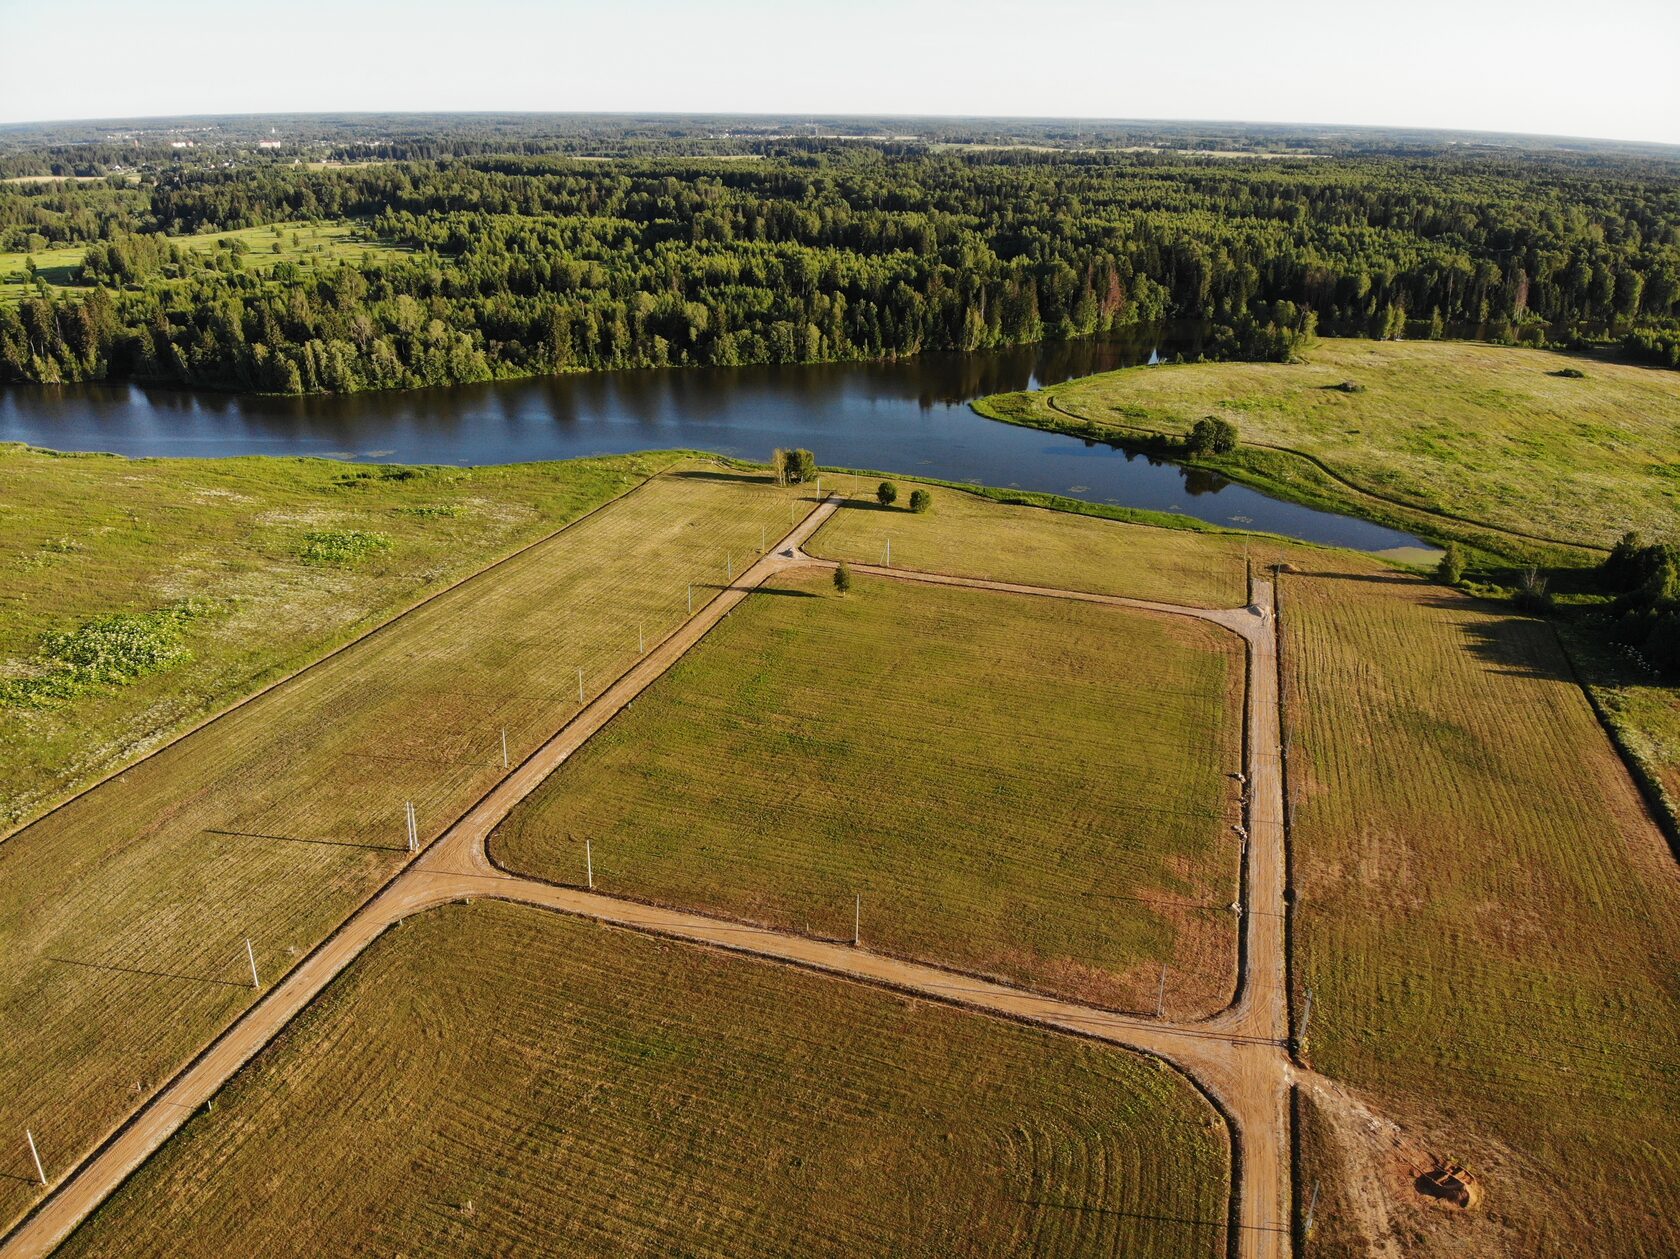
0,221,402,303
0,445,680,830
1281,565,1680,1256
495,566,1245,1013
808,487,1252,607
1015,339,1680,549
57,901,1232,1259
0,466,812,1234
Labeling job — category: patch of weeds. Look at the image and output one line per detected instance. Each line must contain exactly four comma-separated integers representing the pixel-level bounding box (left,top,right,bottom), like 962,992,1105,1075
396,505,460,519
1,600,210,708
298,529,392,566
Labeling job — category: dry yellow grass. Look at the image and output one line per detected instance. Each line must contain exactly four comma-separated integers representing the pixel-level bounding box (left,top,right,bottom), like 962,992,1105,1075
808,487,1251,606
494,566,1245,1012
55,901,1233,1259
1282,563,1680,1257
0,465,810,1235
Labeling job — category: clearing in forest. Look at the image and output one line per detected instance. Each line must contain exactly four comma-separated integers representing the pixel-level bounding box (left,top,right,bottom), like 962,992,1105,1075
493,565,1245,1012
0,465,808,1235
54,901,1232,1259
1281,563,1680,1257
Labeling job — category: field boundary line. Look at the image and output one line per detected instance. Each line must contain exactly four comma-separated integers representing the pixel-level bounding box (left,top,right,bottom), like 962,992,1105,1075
0,488,842,1259
0,453,699,848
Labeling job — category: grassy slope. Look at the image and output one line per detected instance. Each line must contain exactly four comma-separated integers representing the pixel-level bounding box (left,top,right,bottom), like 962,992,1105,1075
808,486,1252,607
494,566,1244,1013
58,901,1231,1259
0,465,812,1235
1282,563,1680,1257
0,444,678,830
992,339,1680,554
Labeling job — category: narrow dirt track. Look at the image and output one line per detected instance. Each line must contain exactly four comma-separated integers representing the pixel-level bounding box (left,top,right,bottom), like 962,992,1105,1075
2,498,1295,1259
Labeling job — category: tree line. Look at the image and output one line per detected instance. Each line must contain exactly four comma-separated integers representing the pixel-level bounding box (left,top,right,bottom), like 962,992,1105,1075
3,146,1678,393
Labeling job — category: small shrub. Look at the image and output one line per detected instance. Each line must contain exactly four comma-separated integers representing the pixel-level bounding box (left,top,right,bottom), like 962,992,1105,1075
876,481,898,507
1331,380,1365,394
299,529,392,566
1550,367,1586,379
832,561,852,594
396,505,459,518
909,488,932,514
0,602,207,708
1435,542,1465,585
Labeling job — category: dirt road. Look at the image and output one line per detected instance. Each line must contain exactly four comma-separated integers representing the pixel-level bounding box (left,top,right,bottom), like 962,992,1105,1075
2,504,1296,1259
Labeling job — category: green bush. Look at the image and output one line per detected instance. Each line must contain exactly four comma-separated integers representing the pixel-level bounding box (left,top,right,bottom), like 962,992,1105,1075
833,561,852,594
1435,542,1465,585
1185,416,1238,456
876,481,898,507
299,529,392,566
773,448,817,485
0,603,205,708
909,488,932,513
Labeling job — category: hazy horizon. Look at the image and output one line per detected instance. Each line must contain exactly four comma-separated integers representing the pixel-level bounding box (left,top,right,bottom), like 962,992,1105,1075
3,0,1678,148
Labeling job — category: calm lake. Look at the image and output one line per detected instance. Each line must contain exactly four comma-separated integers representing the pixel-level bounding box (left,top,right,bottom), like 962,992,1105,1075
0,336,1425,552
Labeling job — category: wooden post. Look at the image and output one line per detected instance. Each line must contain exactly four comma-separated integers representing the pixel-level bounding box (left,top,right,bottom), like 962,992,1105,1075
25,1129,45,1186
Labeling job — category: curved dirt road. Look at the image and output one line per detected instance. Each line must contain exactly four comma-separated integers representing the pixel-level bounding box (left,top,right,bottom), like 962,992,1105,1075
2,501,1295,1259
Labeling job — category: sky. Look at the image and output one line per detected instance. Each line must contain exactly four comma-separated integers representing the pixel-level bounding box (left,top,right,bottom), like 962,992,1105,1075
4,0,1679,146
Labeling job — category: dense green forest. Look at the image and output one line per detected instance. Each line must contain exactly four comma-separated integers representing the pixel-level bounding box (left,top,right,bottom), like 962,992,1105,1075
2,118,1678,393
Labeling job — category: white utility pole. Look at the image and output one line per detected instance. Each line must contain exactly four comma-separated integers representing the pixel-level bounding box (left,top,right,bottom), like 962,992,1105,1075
761,524,767,552
638,622,645,654
585,837,594,890
1156,964,1167,1017
726,553,733,582
884,537,891,566
1304,1180,1321,1239
25,1129,45,1186
1298,986,1315,1048
853,894,860,947
245,938,260,989
578,668,584,704
687,583,693,615
501,728,509,769
405,801,417,853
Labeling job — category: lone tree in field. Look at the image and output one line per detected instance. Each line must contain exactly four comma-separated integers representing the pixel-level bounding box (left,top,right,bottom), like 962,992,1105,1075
1185,417,1238,456
833,561,853,594
909,488,932,513
1436,542,1465,585
876,480,898,507
773,448,818,485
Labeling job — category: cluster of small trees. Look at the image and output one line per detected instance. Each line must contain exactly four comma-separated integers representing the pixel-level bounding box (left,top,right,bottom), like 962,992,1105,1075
875,481,931,512
1602,532,1680,673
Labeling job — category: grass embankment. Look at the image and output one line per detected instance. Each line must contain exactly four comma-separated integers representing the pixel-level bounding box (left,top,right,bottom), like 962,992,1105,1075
58,901,1231,1259
0,465,810,1235
495,567,1244,1012
0,221,399,303
808,487,1252,607
0,444,679,831
978,339,1680,558
1282,564,1680,1256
